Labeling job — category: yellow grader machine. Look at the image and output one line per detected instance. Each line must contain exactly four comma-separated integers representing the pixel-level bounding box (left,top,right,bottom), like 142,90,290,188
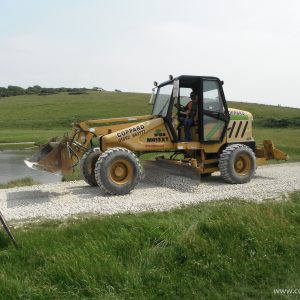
26,75,288,195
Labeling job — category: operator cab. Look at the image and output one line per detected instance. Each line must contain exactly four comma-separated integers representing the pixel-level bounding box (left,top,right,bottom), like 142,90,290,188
151,75,229,143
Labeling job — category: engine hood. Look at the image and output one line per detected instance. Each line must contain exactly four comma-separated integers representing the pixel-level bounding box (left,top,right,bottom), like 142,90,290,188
228,108,253,121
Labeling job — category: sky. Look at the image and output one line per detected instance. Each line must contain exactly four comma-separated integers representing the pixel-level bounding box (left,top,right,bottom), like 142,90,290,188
0,0,300,108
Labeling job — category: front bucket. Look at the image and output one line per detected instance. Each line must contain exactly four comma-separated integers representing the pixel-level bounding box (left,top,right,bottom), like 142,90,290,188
143,160,201,181
25,139,73,174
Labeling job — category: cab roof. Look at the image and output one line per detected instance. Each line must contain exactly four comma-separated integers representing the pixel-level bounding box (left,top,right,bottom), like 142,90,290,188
158,75,222,88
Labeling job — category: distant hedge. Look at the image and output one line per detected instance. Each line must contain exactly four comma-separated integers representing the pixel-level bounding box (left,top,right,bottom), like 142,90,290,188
68,91,89,95
0,86,89,98
262,118,300,128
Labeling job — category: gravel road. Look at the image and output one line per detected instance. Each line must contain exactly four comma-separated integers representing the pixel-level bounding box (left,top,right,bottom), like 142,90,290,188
0,162,299,222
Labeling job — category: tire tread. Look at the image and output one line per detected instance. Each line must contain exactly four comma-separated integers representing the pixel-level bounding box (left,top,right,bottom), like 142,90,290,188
95,147,142,195
219,144,256,184
80,149,101,186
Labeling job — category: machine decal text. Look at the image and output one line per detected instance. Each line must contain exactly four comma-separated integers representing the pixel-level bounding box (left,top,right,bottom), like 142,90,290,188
116,125,145,142
146,129,169,143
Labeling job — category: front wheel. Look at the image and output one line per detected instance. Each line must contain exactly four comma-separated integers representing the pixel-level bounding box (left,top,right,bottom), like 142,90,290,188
80,148,101,186
95,147,142,195
219,144,256,184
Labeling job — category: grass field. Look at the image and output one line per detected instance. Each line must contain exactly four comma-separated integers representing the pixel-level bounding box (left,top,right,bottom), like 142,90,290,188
0,91,299,145
0,91,149,145
0,192,299,299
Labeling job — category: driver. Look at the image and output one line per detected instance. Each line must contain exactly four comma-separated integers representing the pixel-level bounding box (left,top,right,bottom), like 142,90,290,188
175,91,199,141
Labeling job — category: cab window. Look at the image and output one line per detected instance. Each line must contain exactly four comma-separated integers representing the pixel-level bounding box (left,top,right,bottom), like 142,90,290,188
203,80,226,142
152,84,173,117
179,87,193,107
203,81,224,113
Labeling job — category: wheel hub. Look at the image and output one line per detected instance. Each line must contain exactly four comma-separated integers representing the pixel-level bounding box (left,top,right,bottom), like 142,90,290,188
114,164,127,179
234,154,251,175
109,160,133,184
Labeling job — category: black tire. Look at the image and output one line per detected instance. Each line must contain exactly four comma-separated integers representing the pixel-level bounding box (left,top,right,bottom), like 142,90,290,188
95,147,142,195
219,144,256,184
80,148,101,186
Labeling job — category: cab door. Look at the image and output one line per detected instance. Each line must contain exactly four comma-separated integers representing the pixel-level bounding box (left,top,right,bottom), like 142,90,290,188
200,79,229,143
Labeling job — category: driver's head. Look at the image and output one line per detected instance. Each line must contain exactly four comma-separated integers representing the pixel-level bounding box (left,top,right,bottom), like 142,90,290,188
190,91,197,101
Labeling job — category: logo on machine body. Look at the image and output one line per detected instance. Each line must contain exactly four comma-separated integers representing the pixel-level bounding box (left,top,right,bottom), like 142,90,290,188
146,129,169,143
116,124,145,142
229,110,246,116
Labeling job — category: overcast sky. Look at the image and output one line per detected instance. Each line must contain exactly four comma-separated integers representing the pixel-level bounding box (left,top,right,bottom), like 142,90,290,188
1,0,300,108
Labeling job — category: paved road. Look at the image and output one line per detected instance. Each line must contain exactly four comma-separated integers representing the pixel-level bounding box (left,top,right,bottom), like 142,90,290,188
0,162,299,222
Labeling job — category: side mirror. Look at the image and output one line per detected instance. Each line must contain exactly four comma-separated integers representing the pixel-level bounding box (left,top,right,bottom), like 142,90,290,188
172,79,179,98
149,87,157,105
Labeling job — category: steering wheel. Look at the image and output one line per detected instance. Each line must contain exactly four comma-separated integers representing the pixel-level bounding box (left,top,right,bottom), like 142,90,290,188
175,103,186,112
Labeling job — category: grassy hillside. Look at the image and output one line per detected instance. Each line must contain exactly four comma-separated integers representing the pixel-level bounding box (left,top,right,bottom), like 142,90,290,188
227,101,300,126
0,91,150,130
0,91,299,160
0,193,299,299
0,91,150,145
0,92,299,131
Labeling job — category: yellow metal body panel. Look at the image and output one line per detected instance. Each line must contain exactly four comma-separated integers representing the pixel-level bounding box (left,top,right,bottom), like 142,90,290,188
78,115,154,136
73,108,255,156
101,117,227,153
227,108,254,143
101,118,174,152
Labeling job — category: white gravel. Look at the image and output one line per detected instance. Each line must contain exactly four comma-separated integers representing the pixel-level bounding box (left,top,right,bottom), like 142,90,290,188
0,162,299,222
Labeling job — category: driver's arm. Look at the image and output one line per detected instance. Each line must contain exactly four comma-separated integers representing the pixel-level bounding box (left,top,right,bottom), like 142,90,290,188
175,103,188,112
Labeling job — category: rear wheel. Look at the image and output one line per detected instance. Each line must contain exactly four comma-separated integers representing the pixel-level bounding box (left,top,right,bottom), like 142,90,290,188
95,147,142,195
219,144,256,184
80,149,101,186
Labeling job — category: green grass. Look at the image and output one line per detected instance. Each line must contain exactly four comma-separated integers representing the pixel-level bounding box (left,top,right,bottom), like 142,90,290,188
0,177,39,189
1,192,299,299
0,129,66,146
0,91,151,146
0,91,150,130
0,143,38,151
0,91,299,143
